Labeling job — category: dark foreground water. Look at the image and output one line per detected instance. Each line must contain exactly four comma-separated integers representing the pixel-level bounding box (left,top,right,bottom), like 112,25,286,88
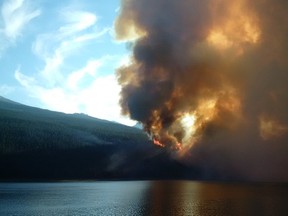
0,181,288,216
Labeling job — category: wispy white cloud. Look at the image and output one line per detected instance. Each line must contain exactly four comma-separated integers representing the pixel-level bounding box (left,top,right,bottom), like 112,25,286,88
15,62,135,126
32,9,109,86
58,10,97,36
67,58,103,90
15,7,134,126
0,84,14,95
0,0,40,52
32,10,107,58
15,67,36,89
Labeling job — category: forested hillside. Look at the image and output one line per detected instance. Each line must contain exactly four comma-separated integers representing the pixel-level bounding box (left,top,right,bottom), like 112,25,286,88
0,96,149,154
0,96,199,180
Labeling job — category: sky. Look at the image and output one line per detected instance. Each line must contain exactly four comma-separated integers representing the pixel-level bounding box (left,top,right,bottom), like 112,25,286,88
0,0,135,125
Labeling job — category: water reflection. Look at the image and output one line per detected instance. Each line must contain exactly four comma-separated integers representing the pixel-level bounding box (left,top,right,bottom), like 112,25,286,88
0,181,288,215
141,181,288,216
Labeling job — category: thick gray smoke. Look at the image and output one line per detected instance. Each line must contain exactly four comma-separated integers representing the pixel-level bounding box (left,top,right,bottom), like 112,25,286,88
115,0,288,181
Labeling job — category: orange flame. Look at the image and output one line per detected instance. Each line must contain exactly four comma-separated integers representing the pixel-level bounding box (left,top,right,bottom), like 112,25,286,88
153,139,183,151
153,139,165,148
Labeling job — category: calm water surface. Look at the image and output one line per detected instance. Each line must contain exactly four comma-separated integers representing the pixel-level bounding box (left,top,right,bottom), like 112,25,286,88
0,181,288,215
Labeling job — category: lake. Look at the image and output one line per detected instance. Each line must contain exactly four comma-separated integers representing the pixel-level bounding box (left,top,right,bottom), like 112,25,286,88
0,181,288,215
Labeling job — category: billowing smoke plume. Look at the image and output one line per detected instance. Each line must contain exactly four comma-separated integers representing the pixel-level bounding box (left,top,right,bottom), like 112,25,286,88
115,0,288,181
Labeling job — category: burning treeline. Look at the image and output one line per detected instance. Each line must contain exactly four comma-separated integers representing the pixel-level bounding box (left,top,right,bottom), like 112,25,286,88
114,0,288,169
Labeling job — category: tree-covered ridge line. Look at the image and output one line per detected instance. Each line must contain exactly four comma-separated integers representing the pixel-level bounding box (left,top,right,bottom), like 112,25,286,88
0,96,149,154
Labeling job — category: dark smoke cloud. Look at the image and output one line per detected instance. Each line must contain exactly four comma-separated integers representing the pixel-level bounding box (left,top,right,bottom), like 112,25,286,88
115,0,288,181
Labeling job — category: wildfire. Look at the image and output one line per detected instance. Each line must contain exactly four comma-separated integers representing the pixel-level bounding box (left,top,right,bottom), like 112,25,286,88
115,0,288,160
153,138,183,151
153,139,165,148
141,0,255,153
181,114,196,143
147,88,243,153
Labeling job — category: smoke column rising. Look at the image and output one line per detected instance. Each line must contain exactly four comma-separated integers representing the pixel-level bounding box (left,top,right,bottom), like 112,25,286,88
114,0,288,181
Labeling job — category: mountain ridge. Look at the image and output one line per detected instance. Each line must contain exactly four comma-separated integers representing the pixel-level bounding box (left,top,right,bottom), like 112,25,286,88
0,95,201,181
0,96,129,126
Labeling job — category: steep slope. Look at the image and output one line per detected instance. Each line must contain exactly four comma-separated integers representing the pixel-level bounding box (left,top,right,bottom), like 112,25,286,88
0,96,199,180
0,96,149,154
